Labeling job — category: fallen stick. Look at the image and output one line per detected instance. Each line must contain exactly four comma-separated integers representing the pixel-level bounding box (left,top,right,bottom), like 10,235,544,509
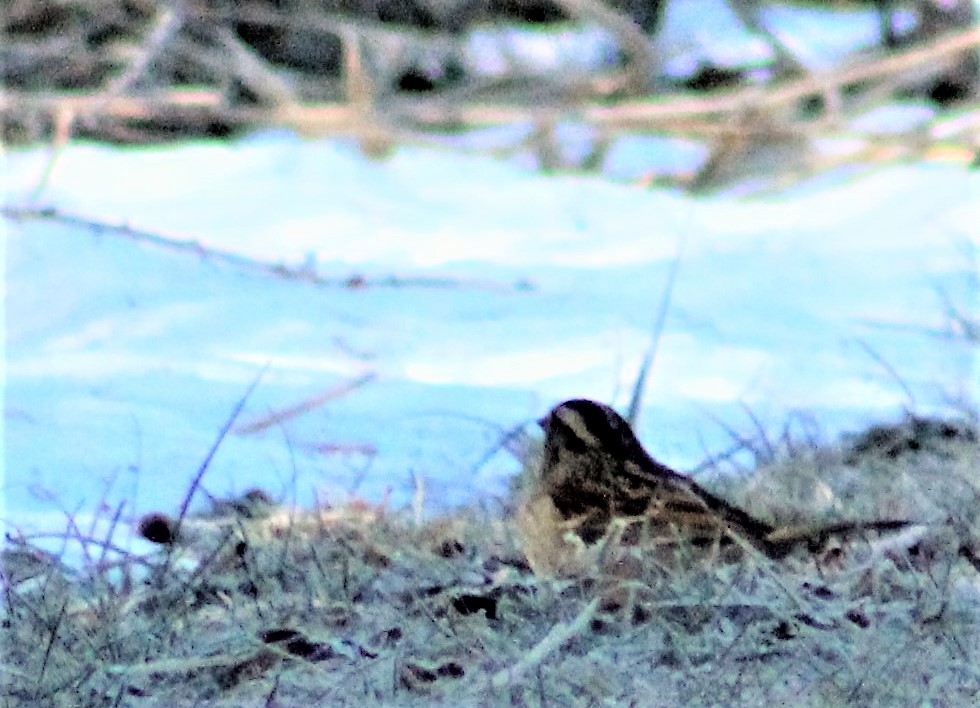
490,597,600,690
2,206,532,292
233,373,377,435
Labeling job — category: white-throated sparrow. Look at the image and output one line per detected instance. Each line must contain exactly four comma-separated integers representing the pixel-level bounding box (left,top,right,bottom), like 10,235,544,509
517,398,911,576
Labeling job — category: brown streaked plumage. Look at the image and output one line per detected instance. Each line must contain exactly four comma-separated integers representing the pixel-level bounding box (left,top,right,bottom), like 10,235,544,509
517,398,911,576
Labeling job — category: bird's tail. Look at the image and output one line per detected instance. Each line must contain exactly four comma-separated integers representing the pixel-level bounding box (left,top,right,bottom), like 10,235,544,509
762,518,916,558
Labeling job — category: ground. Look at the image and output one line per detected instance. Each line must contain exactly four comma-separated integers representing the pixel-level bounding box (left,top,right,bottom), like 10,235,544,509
3,415,978,706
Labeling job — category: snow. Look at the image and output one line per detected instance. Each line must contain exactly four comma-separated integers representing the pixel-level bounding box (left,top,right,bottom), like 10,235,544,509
2,2,978,565
5,134,976,564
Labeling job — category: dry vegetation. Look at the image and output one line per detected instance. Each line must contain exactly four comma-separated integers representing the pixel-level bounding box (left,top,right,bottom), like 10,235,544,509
2,0,978,191
3,415,979,706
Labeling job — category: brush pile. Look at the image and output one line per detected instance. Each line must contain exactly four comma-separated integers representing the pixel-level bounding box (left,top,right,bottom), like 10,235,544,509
2,0,978,189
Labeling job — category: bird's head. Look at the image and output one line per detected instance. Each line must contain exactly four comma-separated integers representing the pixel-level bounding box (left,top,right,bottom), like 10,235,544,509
538,398,640,460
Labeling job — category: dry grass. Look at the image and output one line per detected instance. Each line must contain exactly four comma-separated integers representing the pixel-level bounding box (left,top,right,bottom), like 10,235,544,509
3,417,979,706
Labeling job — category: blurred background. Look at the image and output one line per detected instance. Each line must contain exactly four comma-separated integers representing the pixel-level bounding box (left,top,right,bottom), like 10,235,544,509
3,0,978,184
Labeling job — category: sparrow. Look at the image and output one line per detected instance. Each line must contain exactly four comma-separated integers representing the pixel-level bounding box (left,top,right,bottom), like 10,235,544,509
517,398,912,576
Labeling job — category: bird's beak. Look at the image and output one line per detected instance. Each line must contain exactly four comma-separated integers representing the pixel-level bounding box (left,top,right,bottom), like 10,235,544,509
536,415,547,429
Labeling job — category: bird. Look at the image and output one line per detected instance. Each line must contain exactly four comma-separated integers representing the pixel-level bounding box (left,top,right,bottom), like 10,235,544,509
516,398,912,577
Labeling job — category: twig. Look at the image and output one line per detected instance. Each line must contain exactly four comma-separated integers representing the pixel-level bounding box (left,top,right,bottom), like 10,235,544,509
161,366,268,577
95,500,128,575
935,285,980,342
551,0,657,94
694,403,769,468
233,373,377,435
584,25,980,128
490,597,600,690
412,471,425,528
627,238,683,427
1,206,531,292
470,419,538,477
726,0,805,75
853,338,916,409
103,4,186,97
4,26,976,138
338,25,394,158
13,531,156,571
27,106,74,204
200,5,456,50
213,25,296,106
738,401,776,465
33,599,68,701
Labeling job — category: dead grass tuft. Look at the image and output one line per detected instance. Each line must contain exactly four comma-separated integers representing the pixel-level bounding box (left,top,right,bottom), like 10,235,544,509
3,417,979,705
